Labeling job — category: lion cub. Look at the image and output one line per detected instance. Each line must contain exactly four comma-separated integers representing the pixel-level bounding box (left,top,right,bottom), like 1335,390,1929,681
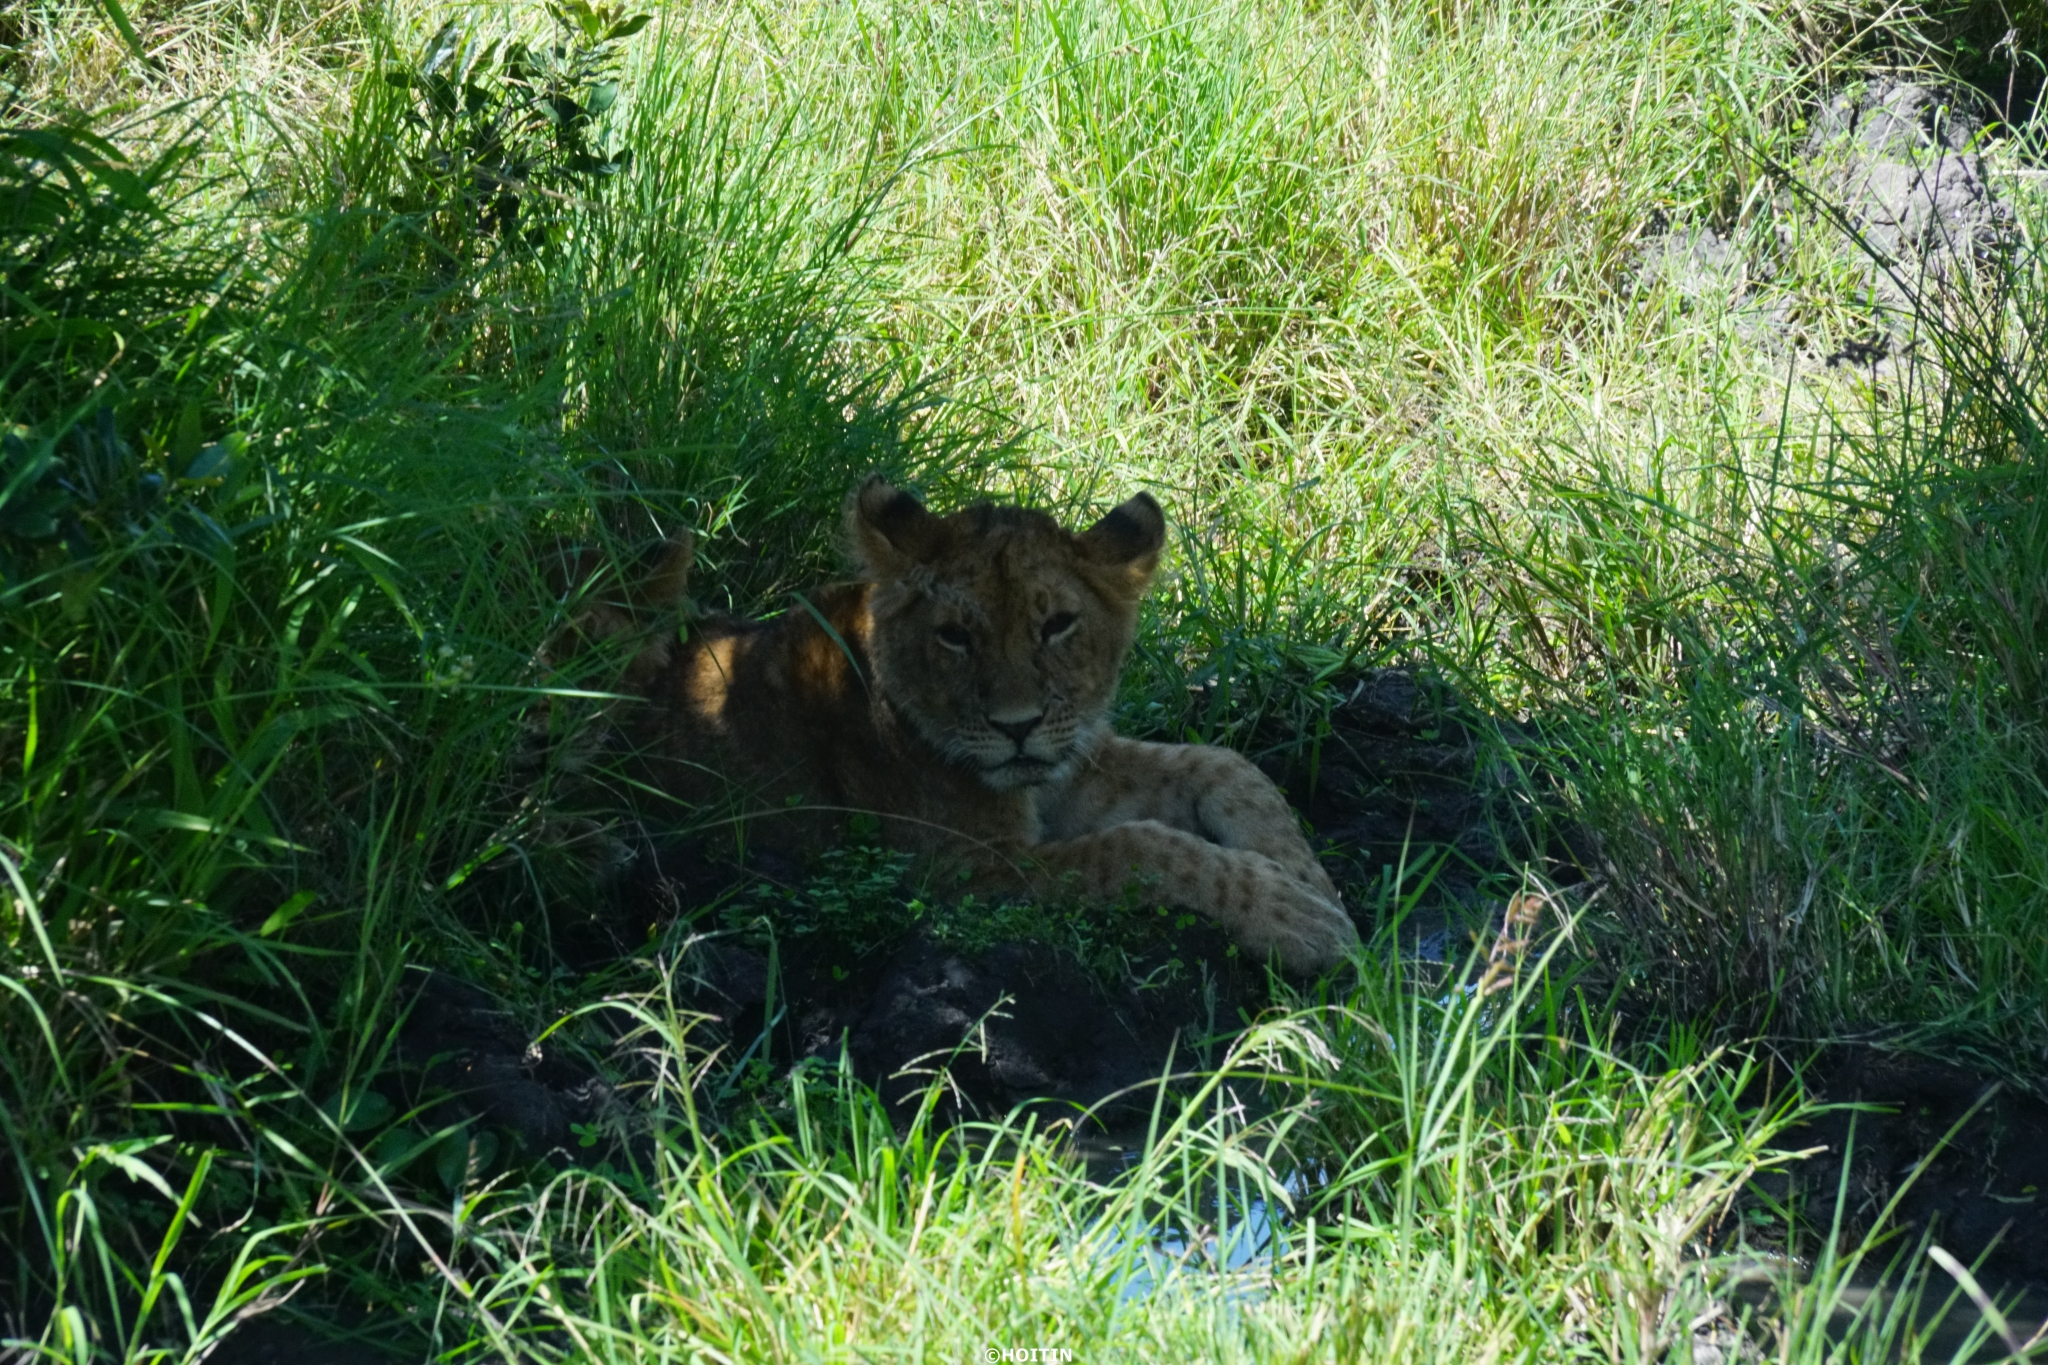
602,478,1358,974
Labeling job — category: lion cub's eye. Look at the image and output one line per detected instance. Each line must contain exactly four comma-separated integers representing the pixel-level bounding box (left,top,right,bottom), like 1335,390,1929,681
1040,612,1078,642
936,623,973,651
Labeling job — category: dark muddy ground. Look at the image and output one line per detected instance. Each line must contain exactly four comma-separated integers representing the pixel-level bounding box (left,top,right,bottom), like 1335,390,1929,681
404,673,2048,1298
299,669,1539,1198
1704,1046,2048,1361
211,1043,2048,1365
208,1317,411,1365
1766,1045,2048,1293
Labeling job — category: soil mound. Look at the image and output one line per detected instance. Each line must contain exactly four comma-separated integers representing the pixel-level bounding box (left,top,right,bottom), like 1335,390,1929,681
391,971,616,1162
1771,1045,2048,1288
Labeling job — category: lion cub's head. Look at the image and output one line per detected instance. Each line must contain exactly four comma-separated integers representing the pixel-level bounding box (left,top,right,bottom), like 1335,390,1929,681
848,478,1165,790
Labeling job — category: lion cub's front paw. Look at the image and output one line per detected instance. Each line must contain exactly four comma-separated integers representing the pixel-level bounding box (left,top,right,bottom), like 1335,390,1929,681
1239,866,1358,975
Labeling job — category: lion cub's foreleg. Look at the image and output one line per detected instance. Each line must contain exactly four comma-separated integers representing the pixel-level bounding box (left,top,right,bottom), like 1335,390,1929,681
1044,738,1339,897
1027,737,1358,973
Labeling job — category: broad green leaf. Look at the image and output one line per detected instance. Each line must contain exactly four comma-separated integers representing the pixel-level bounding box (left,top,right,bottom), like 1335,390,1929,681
258,891,316,938
321,1089,393,1133
172,402,203,464
182,441,232,484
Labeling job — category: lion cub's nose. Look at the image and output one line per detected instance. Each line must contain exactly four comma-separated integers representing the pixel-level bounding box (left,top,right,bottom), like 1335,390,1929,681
989,712,1045,745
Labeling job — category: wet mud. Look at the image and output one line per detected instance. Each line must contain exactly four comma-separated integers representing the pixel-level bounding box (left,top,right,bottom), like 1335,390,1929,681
1771,1045,2048,1291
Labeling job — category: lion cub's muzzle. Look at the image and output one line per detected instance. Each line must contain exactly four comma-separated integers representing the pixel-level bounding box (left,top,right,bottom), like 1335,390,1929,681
970,709,1087,788
974,703,1105,789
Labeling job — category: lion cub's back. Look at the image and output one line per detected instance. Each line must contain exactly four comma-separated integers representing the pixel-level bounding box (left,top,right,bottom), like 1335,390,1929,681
631,582,882,811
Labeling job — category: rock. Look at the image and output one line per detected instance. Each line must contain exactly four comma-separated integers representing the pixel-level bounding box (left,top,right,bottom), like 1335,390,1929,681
1804,79,2012,271
1628,78,2014,381
1631,218,1749,303
1795,79,2015,384
1685,1302,1761,1365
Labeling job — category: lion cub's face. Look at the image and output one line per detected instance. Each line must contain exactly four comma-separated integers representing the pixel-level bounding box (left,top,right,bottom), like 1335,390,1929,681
849,480,1165,790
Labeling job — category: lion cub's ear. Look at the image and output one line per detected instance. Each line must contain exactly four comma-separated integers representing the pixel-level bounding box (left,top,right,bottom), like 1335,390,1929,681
847,476,939,579
639,533,694,610
1077,492,1165,598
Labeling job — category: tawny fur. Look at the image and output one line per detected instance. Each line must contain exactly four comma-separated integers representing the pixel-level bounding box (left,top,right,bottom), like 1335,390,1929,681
596,479,1358,974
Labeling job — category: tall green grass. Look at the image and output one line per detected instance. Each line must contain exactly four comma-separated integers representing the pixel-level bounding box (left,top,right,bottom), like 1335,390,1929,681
1451,268,2048,1045
303,928,1816,1362
4,0,2047,1355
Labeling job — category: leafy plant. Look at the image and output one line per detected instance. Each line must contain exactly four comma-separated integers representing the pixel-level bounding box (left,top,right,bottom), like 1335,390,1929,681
381,1,652,256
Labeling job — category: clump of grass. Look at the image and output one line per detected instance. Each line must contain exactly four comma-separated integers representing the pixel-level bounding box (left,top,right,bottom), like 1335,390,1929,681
1440,237,2048,1048
0,3,977,1332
